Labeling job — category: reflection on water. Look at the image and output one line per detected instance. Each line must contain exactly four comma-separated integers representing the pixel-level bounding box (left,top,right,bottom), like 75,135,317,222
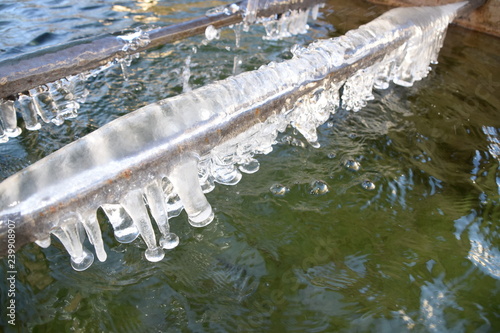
1,0,500,331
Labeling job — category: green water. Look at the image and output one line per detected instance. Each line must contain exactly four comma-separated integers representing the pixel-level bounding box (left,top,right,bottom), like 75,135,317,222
1,0,500,332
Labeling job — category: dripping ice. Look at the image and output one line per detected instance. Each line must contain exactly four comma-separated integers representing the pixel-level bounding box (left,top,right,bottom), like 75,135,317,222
0,3,464,270
0,1,322,144
243,0,325,40
0,29,151,143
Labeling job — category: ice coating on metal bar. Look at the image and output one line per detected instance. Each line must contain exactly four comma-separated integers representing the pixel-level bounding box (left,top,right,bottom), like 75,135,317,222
117,28,150,52
0,2,324,144
0,29,149,142
340,2,464,110
0,73,89,143
0,3,466,270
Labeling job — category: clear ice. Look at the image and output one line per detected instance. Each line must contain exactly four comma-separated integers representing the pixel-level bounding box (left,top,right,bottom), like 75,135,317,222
0,29,151,142
0,3,465,270
0,2,324,143
0,73,90,143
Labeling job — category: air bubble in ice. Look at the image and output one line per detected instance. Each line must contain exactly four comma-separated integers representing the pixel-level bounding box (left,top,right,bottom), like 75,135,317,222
309,180,329,195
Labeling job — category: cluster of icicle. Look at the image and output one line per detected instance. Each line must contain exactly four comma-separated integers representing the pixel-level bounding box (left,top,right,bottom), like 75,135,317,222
0,29,150,143
256,3,323,40
206,0,323,40
4,3,463,270
0,0,323,144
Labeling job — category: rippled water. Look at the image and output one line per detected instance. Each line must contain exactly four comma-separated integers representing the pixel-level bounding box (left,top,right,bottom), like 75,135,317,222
1,0,500,331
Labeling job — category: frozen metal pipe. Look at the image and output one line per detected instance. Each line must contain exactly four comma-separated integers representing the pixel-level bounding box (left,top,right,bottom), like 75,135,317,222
0,2,471,258
0,0,325,100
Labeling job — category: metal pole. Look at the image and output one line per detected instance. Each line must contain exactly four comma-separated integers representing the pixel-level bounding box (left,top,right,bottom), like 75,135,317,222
0,2,473,257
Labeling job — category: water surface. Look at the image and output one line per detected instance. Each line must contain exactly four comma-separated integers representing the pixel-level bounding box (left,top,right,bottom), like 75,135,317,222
0,0,499,331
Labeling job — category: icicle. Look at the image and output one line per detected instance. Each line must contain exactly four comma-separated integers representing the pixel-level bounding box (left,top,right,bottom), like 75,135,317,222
29,85,62,125
16,94,41,130
261,8,312,40
232,55,242,75
168,157,214,228
51,216,94,271
163,179,184,218
0,100,21,138
210,152,243,186
34,237,51,248
0,3,468,270
311,3,324,20
198,157,216,193
120,190,165,262
14,73,90,130
238,157,260,174
80,212,107,262
244,0,259,24
144,180,179,250
101,203,140,244
287,80,341,146
48,79,80,122
115,54,139,81
342,64,378,111
233,24,242,49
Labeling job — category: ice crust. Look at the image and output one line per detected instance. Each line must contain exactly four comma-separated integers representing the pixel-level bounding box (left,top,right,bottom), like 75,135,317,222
0,3,464,270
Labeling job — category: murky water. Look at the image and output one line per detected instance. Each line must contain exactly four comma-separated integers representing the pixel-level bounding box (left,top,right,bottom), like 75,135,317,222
1,0,500,331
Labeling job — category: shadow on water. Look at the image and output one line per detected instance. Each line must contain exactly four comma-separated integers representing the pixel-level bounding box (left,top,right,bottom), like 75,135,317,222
1,0,500,332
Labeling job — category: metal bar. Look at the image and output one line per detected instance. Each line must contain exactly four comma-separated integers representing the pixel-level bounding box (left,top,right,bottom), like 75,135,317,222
0,2,471,258
0,0,325,100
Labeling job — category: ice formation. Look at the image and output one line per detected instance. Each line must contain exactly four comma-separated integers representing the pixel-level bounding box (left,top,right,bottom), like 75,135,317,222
0,0,324,143
0,3,465,270
0,29,151,143
246,1,324,40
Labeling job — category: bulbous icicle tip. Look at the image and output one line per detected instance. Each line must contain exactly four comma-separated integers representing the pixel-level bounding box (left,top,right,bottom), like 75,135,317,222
169,157,215,228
